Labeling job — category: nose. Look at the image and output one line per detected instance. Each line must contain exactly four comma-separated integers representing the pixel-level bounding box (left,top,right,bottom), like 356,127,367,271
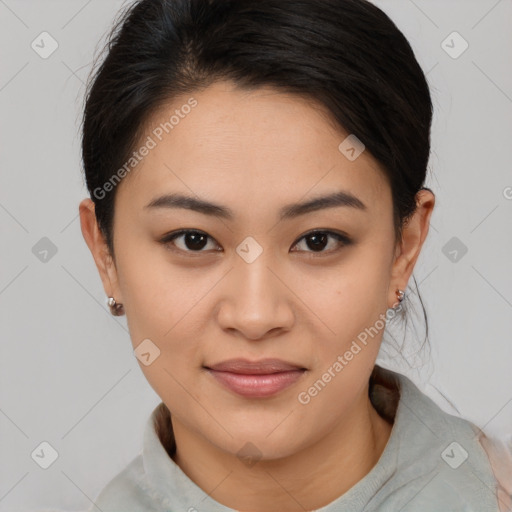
216,246,295,340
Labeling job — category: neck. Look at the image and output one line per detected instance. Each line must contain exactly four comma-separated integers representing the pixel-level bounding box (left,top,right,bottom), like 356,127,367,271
171,386,393,512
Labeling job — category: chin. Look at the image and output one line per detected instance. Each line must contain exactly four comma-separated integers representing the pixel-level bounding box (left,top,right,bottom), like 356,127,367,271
219,436,301,464
211,421,306,461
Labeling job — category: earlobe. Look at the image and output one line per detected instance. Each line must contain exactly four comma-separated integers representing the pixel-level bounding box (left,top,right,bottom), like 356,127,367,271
389,189,435,303
79,198,122,303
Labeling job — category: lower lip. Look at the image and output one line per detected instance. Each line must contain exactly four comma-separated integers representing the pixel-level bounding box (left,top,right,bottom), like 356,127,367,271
207,369,305,398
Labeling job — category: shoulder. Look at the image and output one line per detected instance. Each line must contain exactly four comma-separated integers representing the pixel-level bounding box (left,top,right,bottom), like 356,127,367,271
370,367,502,511
86,455,159,512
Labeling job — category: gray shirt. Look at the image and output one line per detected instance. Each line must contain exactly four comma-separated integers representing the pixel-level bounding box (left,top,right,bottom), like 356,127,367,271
88,368,501,511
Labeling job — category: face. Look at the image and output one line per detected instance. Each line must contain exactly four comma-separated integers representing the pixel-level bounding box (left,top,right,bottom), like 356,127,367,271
82,80,423,460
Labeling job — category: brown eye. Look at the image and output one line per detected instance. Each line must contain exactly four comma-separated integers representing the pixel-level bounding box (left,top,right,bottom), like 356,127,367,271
291,230,351,254
161,230,221,252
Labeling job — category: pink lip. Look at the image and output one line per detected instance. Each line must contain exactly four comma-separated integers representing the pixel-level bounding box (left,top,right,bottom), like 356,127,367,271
205,358,307,398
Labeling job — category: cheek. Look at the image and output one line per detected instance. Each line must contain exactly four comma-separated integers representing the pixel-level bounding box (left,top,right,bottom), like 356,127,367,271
299,254,390,333
115,239,198,334
113,240,210,364
293,253,391,375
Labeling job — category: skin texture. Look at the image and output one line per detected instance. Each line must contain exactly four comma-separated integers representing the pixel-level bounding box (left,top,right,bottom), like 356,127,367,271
80,80,435,511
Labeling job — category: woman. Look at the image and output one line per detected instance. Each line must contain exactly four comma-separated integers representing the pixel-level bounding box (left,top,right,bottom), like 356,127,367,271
78,0,510,510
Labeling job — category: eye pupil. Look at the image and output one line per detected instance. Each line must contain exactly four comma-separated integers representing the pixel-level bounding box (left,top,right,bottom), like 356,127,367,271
306,233,328,251
185,232,208,250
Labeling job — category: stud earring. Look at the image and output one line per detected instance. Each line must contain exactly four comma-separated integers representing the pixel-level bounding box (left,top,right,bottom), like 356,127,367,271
107,296,125,316
395,289,405,305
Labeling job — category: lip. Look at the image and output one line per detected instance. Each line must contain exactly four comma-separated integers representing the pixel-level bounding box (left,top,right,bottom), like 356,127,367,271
204,358,307,398
206,358,305,374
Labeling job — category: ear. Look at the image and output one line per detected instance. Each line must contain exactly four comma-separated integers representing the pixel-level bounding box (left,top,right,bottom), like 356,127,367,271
79,198,123,303
389,188,435,306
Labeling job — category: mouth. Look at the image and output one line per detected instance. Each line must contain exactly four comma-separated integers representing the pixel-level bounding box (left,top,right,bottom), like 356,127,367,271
204,358,307,398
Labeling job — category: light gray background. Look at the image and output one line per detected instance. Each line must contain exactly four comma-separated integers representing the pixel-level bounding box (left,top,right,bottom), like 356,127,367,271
1,0,511,510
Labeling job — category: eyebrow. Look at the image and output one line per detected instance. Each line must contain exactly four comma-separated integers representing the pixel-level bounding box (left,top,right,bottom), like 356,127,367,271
144,190,367,221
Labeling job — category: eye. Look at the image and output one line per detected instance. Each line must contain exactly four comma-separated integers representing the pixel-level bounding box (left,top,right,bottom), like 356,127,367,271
160,228,351,255
160,230,221,253
291,229,351,255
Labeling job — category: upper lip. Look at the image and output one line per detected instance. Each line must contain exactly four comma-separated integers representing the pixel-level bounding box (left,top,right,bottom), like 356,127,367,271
205,358,306,375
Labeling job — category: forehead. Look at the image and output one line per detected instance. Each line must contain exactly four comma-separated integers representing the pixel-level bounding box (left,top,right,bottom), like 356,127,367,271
116,80,390,218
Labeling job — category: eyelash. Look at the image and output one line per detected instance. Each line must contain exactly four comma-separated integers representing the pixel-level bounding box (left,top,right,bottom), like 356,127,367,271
159,229,352,256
